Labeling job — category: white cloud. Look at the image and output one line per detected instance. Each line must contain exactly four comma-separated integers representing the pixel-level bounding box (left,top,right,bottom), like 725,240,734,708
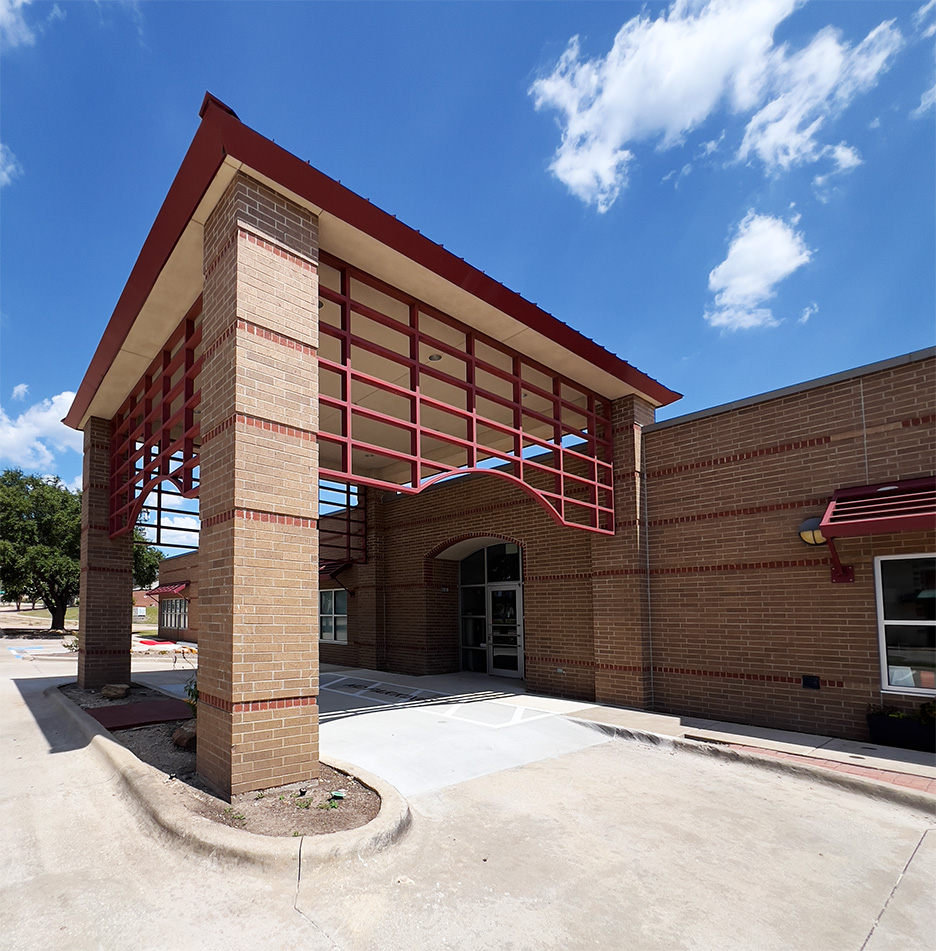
739,21,902,172
799,302,818,324
138,514,200,551
911,84,936,118
530,0,902,210
11,383,29,401
0,142,23,188
0,392,83,469
812,142,863,197
913,0,936,38
704,212,812,331
0,0,36,48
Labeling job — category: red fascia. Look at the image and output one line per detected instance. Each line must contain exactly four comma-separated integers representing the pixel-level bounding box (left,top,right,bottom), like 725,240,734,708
64,93,680,430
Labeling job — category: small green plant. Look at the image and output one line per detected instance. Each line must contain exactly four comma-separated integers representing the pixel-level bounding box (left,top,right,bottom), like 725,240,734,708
254,791,265,800
222,807,246,825
318,799,340,810
292,831,301,837
296,798,312,810
184,675,198,716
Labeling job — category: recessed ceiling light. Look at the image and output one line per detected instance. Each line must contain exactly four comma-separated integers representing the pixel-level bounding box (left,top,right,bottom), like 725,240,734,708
428,353,442,362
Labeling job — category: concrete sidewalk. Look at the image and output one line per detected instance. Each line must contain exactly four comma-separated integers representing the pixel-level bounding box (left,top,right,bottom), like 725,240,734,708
5,643,935,950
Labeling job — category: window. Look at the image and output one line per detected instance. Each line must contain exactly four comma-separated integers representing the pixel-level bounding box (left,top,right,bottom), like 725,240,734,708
160,598,188,631
320,588,348,643
875,554,936,694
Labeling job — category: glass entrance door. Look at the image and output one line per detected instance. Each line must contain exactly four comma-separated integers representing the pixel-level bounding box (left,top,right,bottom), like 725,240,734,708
459,543,524,679
488,585,523,678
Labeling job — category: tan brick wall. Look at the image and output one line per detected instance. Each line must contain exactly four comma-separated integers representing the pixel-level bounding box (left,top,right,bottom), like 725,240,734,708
79,416,133,687
643,355,936,738
157,551,199,641
197,172,321,798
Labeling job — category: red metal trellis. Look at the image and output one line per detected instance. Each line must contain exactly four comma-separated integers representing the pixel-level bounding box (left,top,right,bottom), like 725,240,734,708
109,301,202,543
316,252,614,533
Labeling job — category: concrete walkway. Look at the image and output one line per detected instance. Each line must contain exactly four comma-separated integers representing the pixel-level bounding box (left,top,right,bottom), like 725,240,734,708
3,640,934,950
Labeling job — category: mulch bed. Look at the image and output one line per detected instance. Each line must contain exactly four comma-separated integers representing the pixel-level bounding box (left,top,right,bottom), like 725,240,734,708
59,682,380,837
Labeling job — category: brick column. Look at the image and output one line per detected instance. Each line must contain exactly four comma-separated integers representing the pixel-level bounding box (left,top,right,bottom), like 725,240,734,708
197,174,320,798
78,416,133,687
590,395,656,708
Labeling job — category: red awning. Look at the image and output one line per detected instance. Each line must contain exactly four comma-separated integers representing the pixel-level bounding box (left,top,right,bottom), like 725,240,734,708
819,476,936,538
146,582,189,597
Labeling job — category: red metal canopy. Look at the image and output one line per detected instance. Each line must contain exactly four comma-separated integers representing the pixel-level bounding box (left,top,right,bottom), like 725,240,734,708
146,582,190,597
819,476,936,538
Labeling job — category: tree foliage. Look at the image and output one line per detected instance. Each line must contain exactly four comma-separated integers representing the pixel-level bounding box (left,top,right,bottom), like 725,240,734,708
133,526,163,589
0,468,164,629
0,469,81,629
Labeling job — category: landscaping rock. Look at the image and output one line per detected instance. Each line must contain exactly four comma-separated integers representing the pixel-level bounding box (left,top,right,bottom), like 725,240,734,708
172,719,197,750
101,683,130,700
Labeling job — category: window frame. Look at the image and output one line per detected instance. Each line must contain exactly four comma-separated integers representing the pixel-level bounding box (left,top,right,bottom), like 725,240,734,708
319,587,349,644
160,597,188,631
874,552,936,696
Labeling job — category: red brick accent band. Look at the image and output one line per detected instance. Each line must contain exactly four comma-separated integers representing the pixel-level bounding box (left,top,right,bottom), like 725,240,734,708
648,436,832,478
903,414,935,427
202,321,237,362
203,232,237,279
528,655,646,672
81,566,133,575
203,318,316,365
653,666,844,688
240,229,317,272
201,508,317,529
241,318,316,355
199,691,318,714
528,656,844,688
648,497,829,527
202,413,317,445
81,524,111,534
78,648,131,657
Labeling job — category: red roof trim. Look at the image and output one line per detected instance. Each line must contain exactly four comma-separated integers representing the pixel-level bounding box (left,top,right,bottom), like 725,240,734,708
65,94,679,429
819,476,936,538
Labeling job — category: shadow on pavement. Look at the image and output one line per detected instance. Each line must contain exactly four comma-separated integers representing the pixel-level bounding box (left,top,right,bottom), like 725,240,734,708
12,675,90,754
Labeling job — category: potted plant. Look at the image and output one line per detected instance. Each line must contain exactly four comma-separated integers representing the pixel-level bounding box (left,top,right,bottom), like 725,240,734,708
866,700,935,753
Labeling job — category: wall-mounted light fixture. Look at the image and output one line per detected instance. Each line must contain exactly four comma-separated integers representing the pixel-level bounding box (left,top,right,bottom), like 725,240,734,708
797,517,826,546
797,516,854,583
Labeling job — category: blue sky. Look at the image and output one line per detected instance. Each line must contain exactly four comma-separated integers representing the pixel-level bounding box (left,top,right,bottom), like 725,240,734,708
1,0,934,493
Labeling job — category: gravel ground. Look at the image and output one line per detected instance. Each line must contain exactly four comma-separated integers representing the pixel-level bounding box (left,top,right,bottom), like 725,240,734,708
59,682,380,836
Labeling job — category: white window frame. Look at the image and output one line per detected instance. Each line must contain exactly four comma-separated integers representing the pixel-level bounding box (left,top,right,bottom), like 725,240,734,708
319,588,348,644
874,552,936,696
160,598,188,631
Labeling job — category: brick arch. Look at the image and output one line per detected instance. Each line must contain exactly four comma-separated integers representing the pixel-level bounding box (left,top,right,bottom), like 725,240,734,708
424,531,526,563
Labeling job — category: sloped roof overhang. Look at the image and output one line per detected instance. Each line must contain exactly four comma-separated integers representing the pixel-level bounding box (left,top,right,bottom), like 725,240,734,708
65,93,679,431
819,476,936,538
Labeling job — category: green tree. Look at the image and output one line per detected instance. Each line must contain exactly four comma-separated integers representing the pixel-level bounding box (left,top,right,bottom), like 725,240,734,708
0,469,164,629
0,470,81,630
133,526,163,589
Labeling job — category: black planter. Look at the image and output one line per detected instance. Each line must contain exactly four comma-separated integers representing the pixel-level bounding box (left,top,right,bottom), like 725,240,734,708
866,713,935,753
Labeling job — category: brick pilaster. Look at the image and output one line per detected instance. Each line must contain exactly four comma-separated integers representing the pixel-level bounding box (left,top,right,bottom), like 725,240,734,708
197,173,321,798
590,395,656,708
78,416,134,687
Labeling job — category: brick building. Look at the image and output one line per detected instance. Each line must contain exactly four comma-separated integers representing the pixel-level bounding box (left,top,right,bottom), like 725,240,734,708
66,95,935,799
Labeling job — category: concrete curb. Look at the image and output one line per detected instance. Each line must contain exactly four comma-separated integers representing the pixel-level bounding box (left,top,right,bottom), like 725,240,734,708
574,719,936,817
45,685,412,872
